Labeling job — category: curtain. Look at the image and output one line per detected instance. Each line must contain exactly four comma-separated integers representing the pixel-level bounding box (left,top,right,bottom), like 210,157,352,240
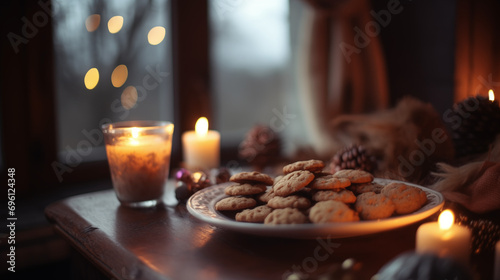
293,0,389,157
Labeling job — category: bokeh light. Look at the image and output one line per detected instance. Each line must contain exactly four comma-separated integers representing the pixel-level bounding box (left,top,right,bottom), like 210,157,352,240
111,64,128,88
84,68,99,90
147,26,166,45
108,16,124,34
85,14,101,32
121,86,138,109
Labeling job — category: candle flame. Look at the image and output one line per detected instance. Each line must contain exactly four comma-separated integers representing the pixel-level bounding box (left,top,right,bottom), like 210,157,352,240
192,172,203,183
129,127,140,145
489,89,495,101
131,127,140,138
195,117,209,137
438,210,454,230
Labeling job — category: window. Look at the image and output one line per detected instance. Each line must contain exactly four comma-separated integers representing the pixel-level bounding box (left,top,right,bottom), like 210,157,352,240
53,0,173,167
209,0,314,157
210,0,305,154
2,0,296,193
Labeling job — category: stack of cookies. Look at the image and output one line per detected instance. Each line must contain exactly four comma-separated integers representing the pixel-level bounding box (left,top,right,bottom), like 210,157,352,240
215,160,428,225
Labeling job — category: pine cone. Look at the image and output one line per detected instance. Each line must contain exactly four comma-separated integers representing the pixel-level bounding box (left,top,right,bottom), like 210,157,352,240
238,125,281,169
449,95,500,157
330,144,376,173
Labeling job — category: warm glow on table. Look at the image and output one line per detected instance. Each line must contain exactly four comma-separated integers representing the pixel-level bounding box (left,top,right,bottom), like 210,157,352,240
416,210,471,266
489,89,495,101
182,117,220,170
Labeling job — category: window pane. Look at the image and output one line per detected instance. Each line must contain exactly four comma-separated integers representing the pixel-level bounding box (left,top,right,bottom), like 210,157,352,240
209,0,294,148
53,0,173,163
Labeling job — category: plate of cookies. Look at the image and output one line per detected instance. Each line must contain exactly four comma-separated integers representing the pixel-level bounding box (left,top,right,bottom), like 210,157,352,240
187,160,444,239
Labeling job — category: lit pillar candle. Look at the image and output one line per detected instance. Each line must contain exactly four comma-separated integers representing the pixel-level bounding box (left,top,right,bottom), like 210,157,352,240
416,210,471,266
182,117,220,170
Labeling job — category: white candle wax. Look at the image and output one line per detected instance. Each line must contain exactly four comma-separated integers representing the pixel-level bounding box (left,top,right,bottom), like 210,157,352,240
182,130,220,170
106,134,172,203
416,211,471,266
182,117,220,170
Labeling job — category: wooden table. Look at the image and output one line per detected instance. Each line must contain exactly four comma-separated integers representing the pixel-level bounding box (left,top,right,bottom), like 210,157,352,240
45,182,492,280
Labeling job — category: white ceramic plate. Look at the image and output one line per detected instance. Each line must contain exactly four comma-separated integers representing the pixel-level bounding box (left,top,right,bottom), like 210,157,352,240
187,178,444,239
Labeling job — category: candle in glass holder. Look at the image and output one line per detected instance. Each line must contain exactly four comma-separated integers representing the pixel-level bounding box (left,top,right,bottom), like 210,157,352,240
182,117,220,170
416,210,471,266
102,121,174,207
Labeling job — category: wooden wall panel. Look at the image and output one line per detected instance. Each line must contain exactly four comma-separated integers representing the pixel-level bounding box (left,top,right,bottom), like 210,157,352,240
455,0,500,101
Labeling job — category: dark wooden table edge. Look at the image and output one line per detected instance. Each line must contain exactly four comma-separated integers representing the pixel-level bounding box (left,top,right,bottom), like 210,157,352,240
45,198,166,280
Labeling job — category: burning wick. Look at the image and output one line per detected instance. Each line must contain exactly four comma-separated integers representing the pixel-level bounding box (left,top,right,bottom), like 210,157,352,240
195,117,209,137
489,89,495,102
438,209,454,231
